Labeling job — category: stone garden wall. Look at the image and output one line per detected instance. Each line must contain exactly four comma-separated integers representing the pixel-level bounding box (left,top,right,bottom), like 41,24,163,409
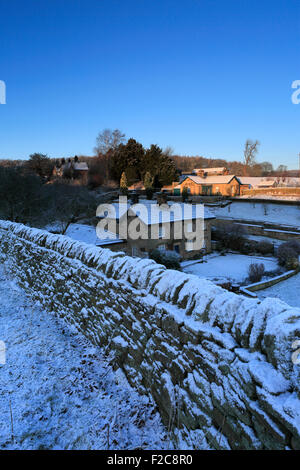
1,220,300,449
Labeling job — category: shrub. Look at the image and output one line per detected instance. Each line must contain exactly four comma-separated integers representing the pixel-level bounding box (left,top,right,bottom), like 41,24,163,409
248,263,265,283
277,242,300,269
285,257,299,270
149,248,181,270
130,192,139,204
145,188,154,200
213,222,247,251
283,240,300,255
256,241,274,255
87,160,105,188
240,239,257,255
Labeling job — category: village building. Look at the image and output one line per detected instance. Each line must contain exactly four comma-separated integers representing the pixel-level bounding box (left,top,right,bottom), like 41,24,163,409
128,181,145,191
52,156,89,184
97,197,215,259
173,174,243,196
238,176,276,189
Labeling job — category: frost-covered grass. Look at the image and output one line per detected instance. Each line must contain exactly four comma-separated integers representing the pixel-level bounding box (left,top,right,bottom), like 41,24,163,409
208,201,300,229
181,253,278,284
256,272,300,309
0,264,170,450
245,234,282,248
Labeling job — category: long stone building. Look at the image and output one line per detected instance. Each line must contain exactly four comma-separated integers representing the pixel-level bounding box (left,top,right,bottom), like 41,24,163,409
175,174,243,196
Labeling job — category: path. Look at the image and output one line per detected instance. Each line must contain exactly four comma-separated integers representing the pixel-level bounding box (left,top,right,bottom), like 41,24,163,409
0,264,169,450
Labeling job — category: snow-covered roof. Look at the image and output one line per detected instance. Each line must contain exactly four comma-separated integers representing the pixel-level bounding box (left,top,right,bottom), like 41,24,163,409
238,177,275,187
274,177,300,186
193,167,227,173
106,200,215,225
73,162,89,171
181,175,238,185
65,223,124,246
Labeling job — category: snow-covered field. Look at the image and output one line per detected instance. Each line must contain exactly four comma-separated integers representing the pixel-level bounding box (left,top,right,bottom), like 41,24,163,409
181,253,278,283
208,201,300,229
256,272,300,309
0,264,169,450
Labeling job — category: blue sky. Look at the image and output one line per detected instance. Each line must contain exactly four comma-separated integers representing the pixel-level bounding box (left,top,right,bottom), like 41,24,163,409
0,0,299,168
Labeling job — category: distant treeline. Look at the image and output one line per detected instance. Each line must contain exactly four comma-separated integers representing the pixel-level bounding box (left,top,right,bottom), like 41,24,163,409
171,155,293,177
0,127,294,181
0,154,294,178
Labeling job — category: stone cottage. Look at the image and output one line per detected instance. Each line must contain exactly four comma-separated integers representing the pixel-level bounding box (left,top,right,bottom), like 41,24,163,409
96,197,215,259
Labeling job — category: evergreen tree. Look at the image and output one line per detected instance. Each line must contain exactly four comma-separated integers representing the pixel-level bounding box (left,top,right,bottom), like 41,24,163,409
110,138,144,183
144,171,154,189
144,171,154,200
141,144,177,187
120,171,128,195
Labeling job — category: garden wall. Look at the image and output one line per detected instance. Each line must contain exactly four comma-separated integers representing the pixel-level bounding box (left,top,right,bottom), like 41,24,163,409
212,219,300,241
1,220,300,449
240,187,300,197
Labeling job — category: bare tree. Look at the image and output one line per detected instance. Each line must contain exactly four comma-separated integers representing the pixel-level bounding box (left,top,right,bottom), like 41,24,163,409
94,129,125,156
94,129,126,183
260,161,273,176
243,139,260,175
163,146,174,157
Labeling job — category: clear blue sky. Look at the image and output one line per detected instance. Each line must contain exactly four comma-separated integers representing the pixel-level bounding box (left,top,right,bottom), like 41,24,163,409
0,0,299,168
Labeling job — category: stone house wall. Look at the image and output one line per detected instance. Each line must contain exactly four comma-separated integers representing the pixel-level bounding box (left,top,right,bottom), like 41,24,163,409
180,178,241,196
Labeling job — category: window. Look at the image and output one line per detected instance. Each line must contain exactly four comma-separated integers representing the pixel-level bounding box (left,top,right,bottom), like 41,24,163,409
159,226,165,239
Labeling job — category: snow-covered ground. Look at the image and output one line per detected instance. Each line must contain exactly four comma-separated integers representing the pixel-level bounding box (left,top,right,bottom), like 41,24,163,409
0,264,170,450
208,201,300,229
181,253,278,284
238,195,300,201
245,234,282,248
256,272,300,309
65,223,99,245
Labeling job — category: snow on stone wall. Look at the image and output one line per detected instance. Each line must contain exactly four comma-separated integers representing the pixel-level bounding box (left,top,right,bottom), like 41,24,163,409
1,220,300,449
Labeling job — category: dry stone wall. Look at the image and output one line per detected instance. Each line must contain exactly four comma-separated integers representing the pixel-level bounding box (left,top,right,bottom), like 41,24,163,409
1,220,300,449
